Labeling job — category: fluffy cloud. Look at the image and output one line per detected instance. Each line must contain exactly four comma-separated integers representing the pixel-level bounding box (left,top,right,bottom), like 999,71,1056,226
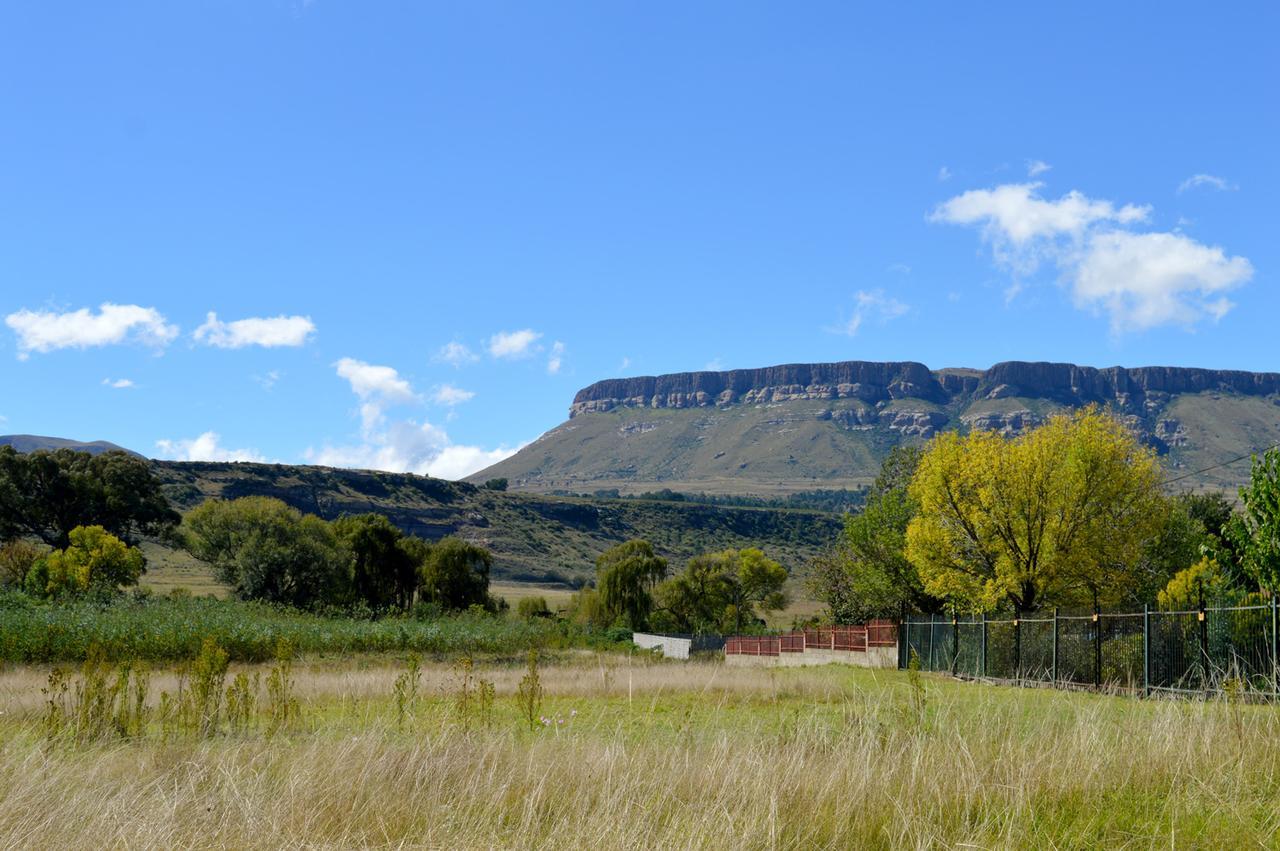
842,290,909,336
436,341,479,367
306,420,521,480
487,329,542,359
334,357,418,431
155,431,267,463
547,341,565,375
432,384,475,406
932,181,1251,331
931,182,1148,249
1072,231,1251,331
102,378,135,389
1178,174,1236,194
5,303,178,358
194,312,315,348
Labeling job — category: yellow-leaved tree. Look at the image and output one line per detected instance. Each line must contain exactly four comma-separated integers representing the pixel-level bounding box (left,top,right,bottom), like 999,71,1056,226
905,407,1165,612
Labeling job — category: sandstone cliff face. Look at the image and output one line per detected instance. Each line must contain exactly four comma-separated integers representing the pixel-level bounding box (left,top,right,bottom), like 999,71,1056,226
571,360,1280,418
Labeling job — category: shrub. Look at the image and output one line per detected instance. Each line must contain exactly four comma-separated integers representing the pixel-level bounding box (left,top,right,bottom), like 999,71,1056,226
25,526,143,598
516,596,551,619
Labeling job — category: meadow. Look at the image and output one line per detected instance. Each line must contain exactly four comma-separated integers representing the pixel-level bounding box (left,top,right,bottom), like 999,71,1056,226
0,653,1276,848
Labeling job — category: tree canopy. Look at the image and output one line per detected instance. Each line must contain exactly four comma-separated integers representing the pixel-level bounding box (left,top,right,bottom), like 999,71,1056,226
0,447,178,549
331,513,422,611
655,547,787,633
184,496,347,607
905,408,1166,612
595,539,668,629
418,536,493,611
24,525,144,598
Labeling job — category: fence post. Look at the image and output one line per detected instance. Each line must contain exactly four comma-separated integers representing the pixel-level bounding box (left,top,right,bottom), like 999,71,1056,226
1271,594,1278,700
1051,607,1059,684
1014,612,1021,683
1093,608,1102,691
1142,604,1150,699
1198,586,1209,695
951,611,959,676
980,612,987,679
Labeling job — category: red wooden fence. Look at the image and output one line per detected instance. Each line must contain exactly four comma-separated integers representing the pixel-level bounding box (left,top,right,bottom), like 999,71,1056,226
726,622,897,655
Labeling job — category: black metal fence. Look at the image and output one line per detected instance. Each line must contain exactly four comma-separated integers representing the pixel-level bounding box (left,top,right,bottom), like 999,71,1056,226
900,600,1280,697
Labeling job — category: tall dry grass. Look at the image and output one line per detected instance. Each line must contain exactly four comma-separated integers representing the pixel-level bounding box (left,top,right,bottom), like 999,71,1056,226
0,658,1276,848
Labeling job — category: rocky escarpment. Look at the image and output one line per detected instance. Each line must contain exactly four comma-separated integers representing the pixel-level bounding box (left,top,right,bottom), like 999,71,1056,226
571,360,1280,418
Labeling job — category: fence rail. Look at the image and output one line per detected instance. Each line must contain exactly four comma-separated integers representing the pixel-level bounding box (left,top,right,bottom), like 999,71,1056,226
726,619,896,656
901,600,1280,697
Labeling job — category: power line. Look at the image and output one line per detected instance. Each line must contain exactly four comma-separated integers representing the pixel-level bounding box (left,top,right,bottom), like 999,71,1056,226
1162,441,1280,487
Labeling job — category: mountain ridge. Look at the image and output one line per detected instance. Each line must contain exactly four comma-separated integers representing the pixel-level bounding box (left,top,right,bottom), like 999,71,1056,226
477,359,1280,496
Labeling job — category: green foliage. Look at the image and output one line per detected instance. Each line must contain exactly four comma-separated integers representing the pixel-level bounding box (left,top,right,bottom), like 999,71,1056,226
1159,557,1232,608
184,497,347,607
810,447,941,623
266,638,299,736
516,596,551,619
0,593,576,663
654,548,788,633
181,636,230,737
906,408,1166,612
42,646,151,743
596,540,667,629
565,587,608,628
1229,448,1280,592
418,537,494,611
25,525,144,598
0,540,43,589
0,446,178,548
392,653,421,730
483,478,509,491
331,513,421,611
515,649,543,731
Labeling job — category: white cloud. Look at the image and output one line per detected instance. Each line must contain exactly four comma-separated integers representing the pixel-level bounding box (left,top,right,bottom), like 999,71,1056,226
933,181,1252,331
619,356,631,372
487,329,542,359
931,182,1149,250
306,420,521,481
193,312,315,348
5,303,178,359
704,358,725,372
101,378,135,389
1026,159,1052,177
1178,173,1237,194
842,290,910,336
938,166,952,182
1071,231,1252,331
547,341,565,374
334,357,418,431
155,431,267,463
432,384,475,406
435,341,479,367
253,370,281,391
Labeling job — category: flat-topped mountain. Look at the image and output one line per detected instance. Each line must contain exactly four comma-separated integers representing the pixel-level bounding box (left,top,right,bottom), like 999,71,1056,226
475,360,1280,495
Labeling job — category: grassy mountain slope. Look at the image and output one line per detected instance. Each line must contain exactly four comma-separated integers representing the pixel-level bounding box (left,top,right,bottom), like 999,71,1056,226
473,361,1280,496
153,461,841,585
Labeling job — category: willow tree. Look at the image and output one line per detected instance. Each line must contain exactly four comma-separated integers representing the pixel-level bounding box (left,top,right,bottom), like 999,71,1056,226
595,539,668,629
905,408,1165,612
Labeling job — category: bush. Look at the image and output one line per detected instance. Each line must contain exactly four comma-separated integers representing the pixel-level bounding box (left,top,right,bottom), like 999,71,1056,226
516,596,551,619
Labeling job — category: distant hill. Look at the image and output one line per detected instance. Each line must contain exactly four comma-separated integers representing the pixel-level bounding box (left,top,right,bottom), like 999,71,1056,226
0,434,142,457
471,360,1280,496
152,461,841,585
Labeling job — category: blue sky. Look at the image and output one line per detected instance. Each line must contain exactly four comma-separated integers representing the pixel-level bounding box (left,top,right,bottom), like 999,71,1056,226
1,2,1275,478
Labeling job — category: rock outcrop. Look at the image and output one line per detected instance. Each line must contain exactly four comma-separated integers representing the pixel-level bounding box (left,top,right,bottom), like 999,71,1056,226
571,360,1280,418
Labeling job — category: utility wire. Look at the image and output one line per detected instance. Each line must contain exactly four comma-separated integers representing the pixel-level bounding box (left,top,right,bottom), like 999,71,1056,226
1162,441,1280,487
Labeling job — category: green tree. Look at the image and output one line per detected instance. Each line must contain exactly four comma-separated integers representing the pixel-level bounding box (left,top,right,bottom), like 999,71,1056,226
1229,447,1280,592
0,539,44,589
24,525,144,598
905,408,1165,612
183,497,346,607
595,540,667,629
418,537,493,611
0,447,178,549
655,548,788,633
483,478,509,491
331,514,420,611
809,446,943,622
516,596,551,619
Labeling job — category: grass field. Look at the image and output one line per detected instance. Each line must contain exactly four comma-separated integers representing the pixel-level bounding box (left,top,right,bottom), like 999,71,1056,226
0,654,1276,848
